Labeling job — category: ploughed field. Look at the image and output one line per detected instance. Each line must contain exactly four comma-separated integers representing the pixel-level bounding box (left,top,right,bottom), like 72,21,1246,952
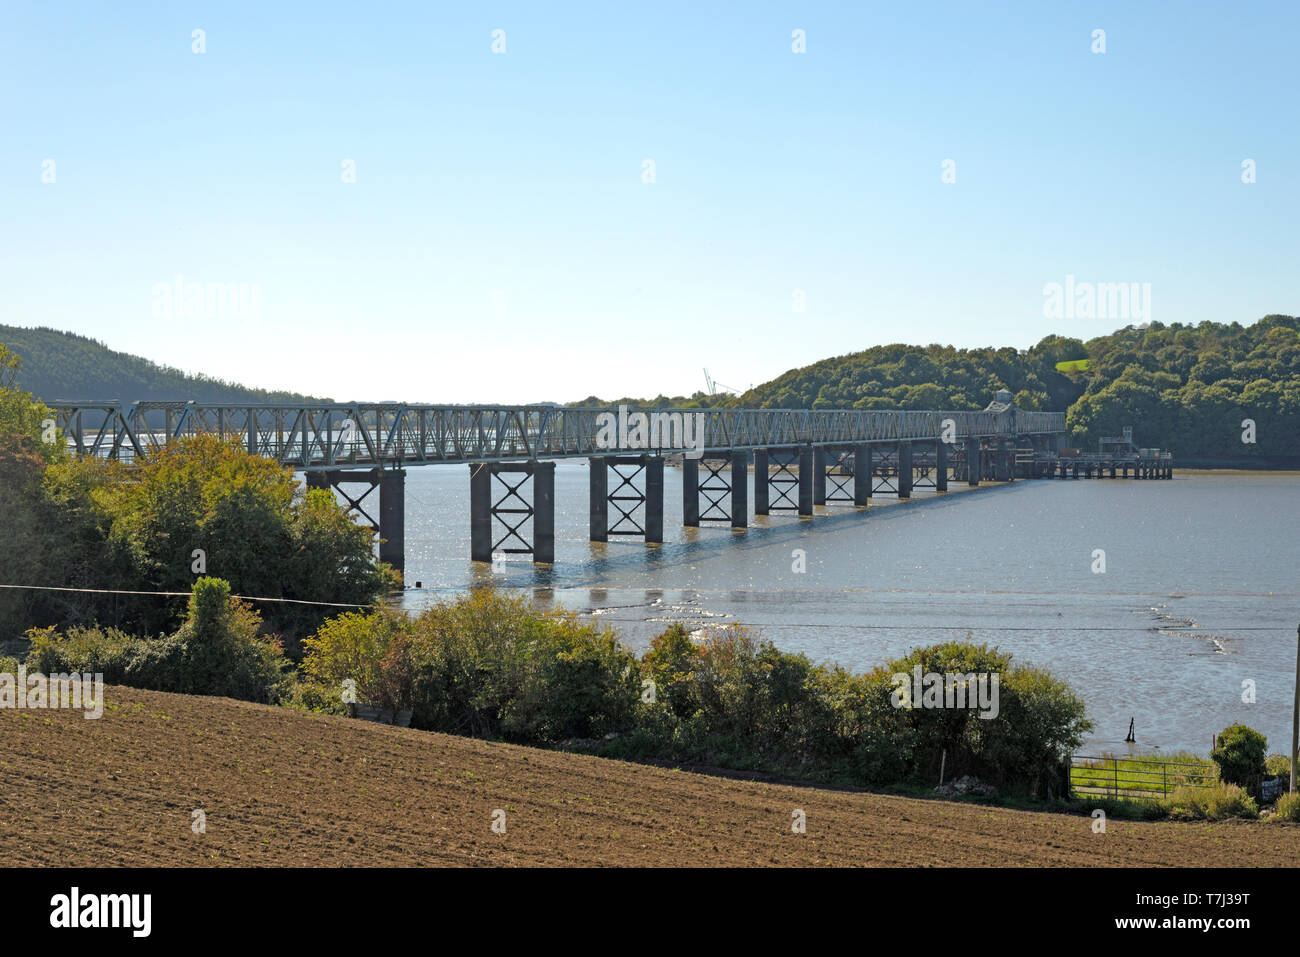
4,685,1299,867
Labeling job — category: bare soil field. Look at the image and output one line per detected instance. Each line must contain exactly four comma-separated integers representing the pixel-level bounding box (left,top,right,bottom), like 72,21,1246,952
4,684,1300,867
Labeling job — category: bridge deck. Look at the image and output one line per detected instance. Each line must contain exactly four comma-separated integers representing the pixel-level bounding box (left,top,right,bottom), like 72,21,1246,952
47,402,1067,469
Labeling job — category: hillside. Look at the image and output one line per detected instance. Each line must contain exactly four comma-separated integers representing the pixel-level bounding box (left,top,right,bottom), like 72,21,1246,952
6,317,1299,463
4,683,1298,867
0,325,325,405
729,316,1300,462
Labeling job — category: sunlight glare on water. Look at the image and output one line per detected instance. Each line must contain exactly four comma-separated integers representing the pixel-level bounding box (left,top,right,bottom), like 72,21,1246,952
365,464,1298,755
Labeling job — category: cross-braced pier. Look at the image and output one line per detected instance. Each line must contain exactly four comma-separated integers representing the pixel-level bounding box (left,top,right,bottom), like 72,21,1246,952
45,391,1170,569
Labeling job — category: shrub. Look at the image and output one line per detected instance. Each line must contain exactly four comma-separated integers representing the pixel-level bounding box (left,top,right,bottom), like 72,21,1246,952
124,578,287,702
981,665,1091,796
303,590,639,744
1203,783,1260,820
1211,724,1268,791
0,434,60,637
26,623,134,681
624,629,1093,792
301,609,414,714
409,591,638,743
1162,783,1259,821
281,678,350,716
1265,753,1291,780
830,667,917,785
1274,791,1300,822
635,624,834,770
498,612,639,743
304,592,1096,794
405,597,524,738
25,578,288,704
864,642,1091,795
873,642,1014,785
640,623,697,720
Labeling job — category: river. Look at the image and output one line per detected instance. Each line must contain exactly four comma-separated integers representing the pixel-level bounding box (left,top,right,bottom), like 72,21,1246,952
377,464,1298,756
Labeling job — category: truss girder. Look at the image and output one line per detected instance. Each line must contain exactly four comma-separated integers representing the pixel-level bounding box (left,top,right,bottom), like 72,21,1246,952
48,402,1065,466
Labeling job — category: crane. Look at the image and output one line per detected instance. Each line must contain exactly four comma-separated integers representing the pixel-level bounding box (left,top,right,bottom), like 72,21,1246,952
702,368,745,396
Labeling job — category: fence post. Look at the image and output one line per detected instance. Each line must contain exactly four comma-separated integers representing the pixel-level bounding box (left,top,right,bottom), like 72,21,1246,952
1114,759,1119,798
1163,764,1167,797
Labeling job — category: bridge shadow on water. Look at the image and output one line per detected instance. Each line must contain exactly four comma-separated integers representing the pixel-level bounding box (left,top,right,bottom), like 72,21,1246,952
487,479,1034,597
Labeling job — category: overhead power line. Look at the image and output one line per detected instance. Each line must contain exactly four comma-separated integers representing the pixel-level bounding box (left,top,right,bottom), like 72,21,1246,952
0,582,379,609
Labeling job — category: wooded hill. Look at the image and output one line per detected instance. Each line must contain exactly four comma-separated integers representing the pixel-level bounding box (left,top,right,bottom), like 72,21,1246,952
0,325,324,405
723,316,1300,462
573,316,1300,462
5,316,1298,463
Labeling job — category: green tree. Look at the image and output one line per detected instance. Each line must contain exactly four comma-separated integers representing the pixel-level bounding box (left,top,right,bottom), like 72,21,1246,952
1211,724,1268,791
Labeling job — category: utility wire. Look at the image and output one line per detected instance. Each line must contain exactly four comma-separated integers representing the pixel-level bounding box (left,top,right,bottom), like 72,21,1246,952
0,583,380,609
0,585,1285,627
590,618,1284,631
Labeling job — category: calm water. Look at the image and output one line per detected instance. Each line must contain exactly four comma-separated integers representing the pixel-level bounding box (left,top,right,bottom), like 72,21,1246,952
355,464,1298,756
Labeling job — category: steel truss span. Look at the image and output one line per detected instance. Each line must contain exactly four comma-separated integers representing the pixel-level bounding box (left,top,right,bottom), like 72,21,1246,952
47,402,1066,468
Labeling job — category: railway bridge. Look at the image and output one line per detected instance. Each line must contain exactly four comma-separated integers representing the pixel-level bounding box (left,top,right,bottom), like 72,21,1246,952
46,391,1087,571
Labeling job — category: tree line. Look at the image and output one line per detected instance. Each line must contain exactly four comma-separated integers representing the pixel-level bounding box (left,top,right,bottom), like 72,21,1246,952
0,343,394,646
570,316,1300,461
0,324,325,405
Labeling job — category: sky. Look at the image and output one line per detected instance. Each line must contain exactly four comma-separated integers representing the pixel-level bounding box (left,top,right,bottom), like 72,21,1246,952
1,1,1296,404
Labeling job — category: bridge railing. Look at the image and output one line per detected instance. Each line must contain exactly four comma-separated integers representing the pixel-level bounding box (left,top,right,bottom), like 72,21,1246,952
1015,409,1066,434
46,401,1065,467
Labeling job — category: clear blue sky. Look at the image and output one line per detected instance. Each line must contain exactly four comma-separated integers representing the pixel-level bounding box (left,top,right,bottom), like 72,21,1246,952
2,1,1296,403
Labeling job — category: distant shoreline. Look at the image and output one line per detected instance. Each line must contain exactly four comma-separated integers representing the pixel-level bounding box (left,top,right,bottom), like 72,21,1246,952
1169,461,1300,472
659,452,1300,474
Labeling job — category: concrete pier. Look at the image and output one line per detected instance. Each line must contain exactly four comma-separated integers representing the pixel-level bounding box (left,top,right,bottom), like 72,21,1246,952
798,447,814,516
469,464,492,563
589,456,609,542
996,440,1014,482
854,444,870,506
534,465,555,561
682,456,700,527
645,455,664,542
898,442,913,499
730,452,749,528
379,469,406,573
812,447,827,506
